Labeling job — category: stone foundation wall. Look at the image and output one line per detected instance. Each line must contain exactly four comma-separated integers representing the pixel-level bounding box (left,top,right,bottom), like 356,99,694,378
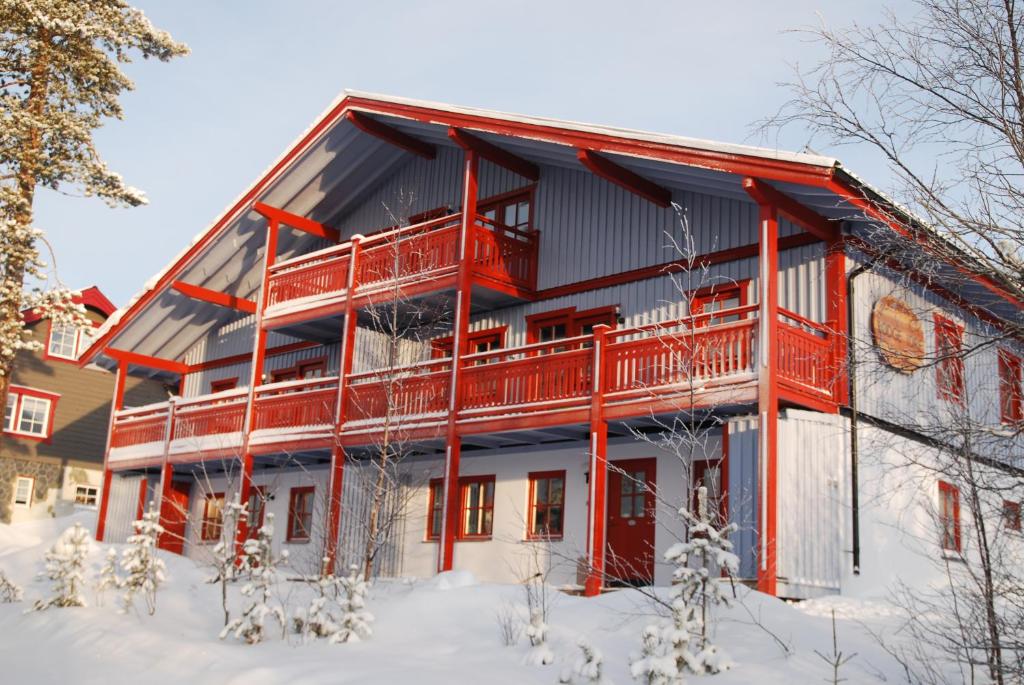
0,456,62,523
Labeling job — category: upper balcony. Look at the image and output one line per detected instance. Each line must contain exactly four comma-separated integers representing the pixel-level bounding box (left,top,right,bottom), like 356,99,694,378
106,305,838,469
262,212,538,335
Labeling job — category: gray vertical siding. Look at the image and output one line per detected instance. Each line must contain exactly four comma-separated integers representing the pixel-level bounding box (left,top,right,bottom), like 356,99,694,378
105,473,144,543
726,415,759,580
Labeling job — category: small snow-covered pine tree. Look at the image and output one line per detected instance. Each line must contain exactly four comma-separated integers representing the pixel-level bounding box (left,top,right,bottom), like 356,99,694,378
629,625,677,684
524,607,554,666
333,564,374,643
208,496,246,626
566,637,612,684
32,523,90,611
662,485,738,675
0,569,23,603
221,512,288,644
121,507,166,615
95,548,121,605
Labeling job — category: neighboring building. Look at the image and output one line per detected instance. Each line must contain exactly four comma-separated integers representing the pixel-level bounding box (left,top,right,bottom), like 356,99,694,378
1,287,167,523
83,92,1023,599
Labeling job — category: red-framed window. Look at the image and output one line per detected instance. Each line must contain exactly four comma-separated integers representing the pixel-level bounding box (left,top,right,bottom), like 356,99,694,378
1003,500,1021,532
287,486,315,542
935,316,965,403
45,320,99,362
938,480,961,552
692,458,728,527
526,306,618,349
271,357,326,383
690,282,749,326
247,485,267,537
3,385,59,441
201,492,225,542
426,478,444,540
479,188,533,232
431,326,507,362
210,377,238,394
528,471,565,539
999,350,1023,424
460,476,495,539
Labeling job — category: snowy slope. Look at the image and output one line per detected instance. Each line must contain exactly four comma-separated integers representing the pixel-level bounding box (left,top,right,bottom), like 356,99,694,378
0,514,942,684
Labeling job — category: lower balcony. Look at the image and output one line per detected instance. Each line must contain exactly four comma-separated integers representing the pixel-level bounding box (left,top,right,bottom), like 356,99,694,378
107,306,837,467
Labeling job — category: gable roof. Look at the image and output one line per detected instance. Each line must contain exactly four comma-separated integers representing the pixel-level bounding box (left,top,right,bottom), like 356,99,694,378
23,285,117,326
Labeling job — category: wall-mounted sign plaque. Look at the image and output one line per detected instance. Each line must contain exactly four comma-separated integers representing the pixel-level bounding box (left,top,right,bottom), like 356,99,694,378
871,295,925,373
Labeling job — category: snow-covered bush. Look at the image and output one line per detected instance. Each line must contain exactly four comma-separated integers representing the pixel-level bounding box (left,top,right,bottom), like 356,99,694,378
629,625,676,684
0,569,23,603
562,637,612,684
121,507,166,615
221,512,288,644
207,496,246,626
524,607,555,666
95,549,121,605
32,523,90,611
334,564,374,643
293,563,374,644
661,485,737,675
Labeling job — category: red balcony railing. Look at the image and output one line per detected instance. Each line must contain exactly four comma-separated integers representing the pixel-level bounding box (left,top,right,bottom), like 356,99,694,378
263,212,538,321
252,376,339,432
110,404,170,450
777,309,835,395
171,389,247,441
344,360,451,425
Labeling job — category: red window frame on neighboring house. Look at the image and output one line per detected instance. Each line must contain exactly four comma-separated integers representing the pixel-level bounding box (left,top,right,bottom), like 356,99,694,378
938,480,962,552
426,478,444,540
430,326,507,362
271,357,327,383
459,476,495,539
999,350,1023,425
478,187,534,232
527,471,565,539
287,486,315,542
3,385,59,442
247,485,267,537
201,492,225,542
690,282,749,326
935,316,966,404
210,377,239,394
1003,500,1021,532
525,306,618,348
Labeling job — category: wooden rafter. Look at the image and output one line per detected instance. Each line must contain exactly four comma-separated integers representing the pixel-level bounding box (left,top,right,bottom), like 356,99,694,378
742,177,837,241
105,348,188,375
252,202,340,242
448,127,539,181
576,149,671,207
172,281,257,314
346,110,436,159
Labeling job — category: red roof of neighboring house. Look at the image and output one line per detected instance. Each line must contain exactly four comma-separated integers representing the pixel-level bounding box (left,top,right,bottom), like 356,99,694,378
22,285,117,325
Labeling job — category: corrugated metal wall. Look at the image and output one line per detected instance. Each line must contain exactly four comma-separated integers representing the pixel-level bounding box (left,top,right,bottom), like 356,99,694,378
726,415,759,580
777,409,847,596
104,473,144,543
334,461,405,578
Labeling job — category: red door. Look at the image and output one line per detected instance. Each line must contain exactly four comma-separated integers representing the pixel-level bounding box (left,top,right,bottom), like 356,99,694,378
606,458,657,585
158,480,191,554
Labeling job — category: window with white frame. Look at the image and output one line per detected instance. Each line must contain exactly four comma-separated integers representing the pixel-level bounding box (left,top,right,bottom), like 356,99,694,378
47,322,95,360
13,476,33,506
74,486,98,506
4,388,56,439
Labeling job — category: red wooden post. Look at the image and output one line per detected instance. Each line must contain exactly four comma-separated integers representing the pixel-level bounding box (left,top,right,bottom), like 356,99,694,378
584,323,610,596
757,204,780,596
235,218,280,548
325,236,362,574
95,359,128,541
826,237,848,405
439,149,479,573
156,397,177,550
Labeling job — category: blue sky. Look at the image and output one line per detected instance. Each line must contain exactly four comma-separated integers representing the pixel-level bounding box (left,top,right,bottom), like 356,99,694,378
35,0,904,305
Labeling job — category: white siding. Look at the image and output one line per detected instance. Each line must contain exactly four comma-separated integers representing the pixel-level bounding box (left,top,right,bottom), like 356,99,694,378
104,473,145,544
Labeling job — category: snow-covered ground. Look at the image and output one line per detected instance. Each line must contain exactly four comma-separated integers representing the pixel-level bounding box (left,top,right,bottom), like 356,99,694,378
0,513,940,684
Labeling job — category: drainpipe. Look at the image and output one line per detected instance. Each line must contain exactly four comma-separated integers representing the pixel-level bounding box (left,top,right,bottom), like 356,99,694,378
846,256,881,576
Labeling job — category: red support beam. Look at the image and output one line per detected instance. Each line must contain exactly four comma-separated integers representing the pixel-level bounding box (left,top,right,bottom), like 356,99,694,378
172,280,256,314
346,110,436,160
448,127,539,181
253,202,340,242
105,348,188,375
826,238,849,405
743,177,837,242
756,203,780,596
439,149,479,573
95,359,129,542
584,324,611,597
576,149,672,208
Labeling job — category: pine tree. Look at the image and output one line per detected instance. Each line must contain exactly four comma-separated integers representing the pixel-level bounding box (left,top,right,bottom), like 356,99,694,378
629,625,677,685
567,637,612,684
221,512,288,644
0,1,187,401
524,607,555,666
661,485,738,675
207,496,246,626
121,506,165,615
333,564,374,643
0,568,22,603
95,548,121,605
32,522,89,610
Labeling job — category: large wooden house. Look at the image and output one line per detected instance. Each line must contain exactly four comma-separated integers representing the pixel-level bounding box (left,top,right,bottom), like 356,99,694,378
83,92,1024,598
